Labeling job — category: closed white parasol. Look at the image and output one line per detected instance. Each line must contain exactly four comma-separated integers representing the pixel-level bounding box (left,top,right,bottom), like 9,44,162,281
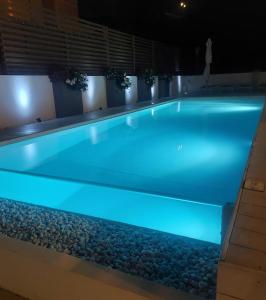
203,38,212,86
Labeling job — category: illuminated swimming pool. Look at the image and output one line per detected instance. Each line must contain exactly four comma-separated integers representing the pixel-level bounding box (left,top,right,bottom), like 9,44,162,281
0,98,263,244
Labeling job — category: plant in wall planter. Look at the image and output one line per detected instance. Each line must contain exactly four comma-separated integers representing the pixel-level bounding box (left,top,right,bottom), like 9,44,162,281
105,68,131,107
65,68,88,91
143,68,156,87
49,66,87,118
137,69,155,102
49,66,88,91
106,68,131,90
116,71,131,90
105,68,117,80
159,74,173,82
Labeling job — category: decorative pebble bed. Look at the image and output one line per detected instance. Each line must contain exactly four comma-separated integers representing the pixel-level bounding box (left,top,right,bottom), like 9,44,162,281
0,198,220,299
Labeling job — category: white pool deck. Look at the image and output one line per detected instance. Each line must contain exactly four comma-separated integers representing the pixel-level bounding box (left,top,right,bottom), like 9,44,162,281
217,114,266,299
0,234,204,300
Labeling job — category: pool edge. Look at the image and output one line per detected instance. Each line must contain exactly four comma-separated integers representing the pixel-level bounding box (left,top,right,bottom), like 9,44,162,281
217,98,266,299
0,98,180,147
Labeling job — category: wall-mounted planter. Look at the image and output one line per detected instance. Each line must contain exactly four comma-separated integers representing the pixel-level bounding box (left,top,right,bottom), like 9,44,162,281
106,79,126,108
158,79,170,99
52,82,83,118
137,78,152,102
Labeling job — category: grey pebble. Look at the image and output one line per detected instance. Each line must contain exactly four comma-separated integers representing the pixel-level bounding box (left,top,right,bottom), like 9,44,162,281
0,198,220,299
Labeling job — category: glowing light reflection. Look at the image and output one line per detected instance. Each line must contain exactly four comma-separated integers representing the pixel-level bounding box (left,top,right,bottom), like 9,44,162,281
18,89,29,108
12,77,32,116
208,105,261,113
177,144,183,151
151,85,155,99
126,115,138,129
24,143,37,160
89,126,99,144
125,86,132,104
177,101,181,112
177,76,182,95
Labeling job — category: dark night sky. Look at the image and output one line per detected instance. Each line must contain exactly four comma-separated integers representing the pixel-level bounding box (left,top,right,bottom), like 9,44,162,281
78,0,266,74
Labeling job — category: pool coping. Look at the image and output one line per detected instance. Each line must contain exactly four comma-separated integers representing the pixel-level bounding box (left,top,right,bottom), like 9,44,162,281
1,95,262,146
0,97,178,146
0,234,204,300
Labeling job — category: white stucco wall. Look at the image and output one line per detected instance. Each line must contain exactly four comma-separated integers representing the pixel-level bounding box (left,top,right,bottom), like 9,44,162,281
82,76,107,112
1,72,265,130
125,76,138,105
0,75,55,129
181,72,266,94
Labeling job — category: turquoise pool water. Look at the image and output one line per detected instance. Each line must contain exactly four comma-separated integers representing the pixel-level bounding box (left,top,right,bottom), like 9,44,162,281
0,98,264,244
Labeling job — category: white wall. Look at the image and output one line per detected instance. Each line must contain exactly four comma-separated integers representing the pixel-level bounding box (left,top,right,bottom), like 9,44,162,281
125,76,138,105
2,72,264,130
82,76,107,112
0,75,55,129
181,72,266,94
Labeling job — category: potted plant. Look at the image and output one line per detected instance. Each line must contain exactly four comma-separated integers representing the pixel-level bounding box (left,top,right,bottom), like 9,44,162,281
49,66,87,118
137,68,155,102
105,68,131,107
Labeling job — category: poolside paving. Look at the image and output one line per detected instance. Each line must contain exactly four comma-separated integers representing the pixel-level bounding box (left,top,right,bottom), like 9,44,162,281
0,99,173,143
0,197,219,299
217,115,266,299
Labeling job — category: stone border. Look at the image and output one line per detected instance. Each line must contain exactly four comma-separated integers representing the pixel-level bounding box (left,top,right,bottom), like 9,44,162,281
217,98,266,299
0,235,204,300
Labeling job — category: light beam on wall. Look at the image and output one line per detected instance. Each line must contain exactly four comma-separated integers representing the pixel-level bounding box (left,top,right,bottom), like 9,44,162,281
18,89,29,108
151,77,158,101
82,76,107,112
14,77,32,116
151,85,155,99
85,76,97,109
125,86,132,105
125,76,138,105
178,76,182,95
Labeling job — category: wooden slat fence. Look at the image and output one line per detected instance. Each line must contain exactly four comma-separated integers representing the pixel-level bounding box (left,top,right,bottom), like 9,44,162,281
0,8,178,75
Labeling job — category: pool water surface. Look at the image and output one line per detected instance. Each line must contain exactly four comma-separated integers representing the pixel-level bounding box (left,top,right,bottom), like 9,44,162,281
0,97,264,244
